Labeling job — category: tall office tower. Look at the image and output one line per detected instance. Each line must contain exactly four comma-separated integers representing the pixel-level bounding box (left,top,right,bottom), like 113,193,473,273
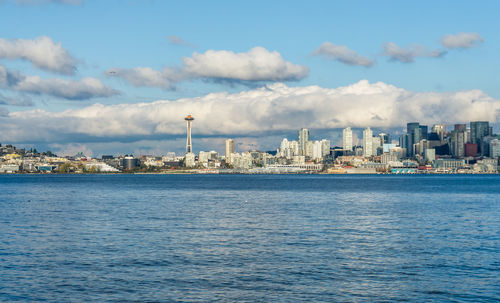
470,121,490,155
452,124,466,158
342,127,353,151
419,125,428,140
372,136,381,156
225,139,234,163
378,133,390,145
363,127,373,157
298,128,310,156
184,115,194,154
406,122,420,157
432,124,446,142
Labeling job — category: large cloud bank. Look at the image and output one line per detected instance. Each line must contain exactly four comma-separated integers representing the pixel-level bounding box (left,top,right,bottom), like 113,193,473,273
1,80,499,143
108,47,309,88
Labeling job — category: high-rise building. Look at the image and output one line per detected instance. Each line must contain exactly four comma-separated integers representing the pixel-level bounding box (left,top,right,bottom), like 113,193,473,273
184,115,194,154
342,127,353,151
321,139,331,157
378,133,390,145
452,124,466,158
363,127,373,157
305,140,313,158
372,136,381,156
432,124,446,142
312,141,323,160
298,128,310,156
406,122,428,156
470,121,490,155
406,122,420,157
225,139,234,163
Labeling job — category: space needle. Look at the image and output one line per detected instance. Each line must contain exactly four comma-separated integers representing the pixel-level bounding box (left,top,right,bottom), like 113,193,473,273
184,114,194,154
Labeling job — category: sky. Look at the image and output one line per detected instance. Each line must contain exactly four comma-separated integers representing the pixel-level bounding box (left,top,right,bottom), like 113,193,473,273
0,0,499,156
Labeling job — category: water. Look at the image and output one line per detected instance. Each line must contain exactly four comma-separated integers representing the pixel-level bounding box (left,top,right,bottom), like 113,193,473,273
1,174,499,302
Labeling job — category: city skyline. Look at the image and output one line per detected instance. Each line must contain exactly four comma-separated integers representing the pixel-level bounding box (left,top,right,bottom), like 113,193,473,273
1,1,500,156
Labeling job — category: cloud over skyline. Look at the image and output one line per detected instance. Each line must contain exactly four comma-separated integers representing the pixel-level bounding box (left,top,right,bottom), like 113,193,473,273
312,42,374,67
1,80,498,147
441,32,484,49
0,36,77,74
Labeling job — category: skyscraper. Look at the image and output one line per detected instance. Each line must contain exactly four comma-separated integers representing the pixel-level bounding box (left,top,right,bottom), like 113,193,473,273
363,127,373,157
406,122,420,157
470,121,490,155
378,133,390,145
298,128,310,156
225,139,234,163
342,127,353,151
452,124,466,158
184,115,194,154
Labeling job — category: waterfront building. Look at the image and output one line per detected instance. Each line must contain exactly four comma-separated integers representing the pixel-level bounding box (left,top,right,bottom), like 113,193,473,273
225,139,234,163
342,127,353,151
121,157,139,170
184,152,195,168
424,148,436,162
433,159,465,170
298,128,310,156
362,127,373,157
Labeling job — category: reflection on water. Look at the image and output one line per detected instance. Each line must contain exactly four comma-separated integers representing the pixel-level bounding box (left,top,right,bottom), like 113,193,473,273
1,174,499,302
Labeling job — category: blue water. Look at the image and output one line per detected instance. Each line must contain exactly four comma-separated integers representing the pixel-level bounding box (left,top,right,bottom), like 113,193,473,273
1,174,499,302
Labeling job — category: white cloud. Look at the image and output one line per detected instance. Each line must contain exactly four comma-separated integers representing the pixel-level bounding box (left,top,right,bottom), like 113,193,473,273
108,47,309,88
383,42,445,63
15,76,120,100
1,80,499,145
0,36,77,74
312,42,374,67
183,47,309,82
0,64,119,100
441,32,484,49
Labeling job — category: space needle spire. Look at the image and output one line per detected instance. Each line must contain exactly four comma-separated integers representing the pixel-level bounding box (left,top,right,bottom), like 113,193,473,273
184,114,194,154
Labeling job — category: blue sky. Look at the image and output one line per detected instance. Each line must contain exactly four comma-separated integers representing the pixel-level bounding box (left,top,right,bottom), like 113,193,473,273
0,0,499,156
